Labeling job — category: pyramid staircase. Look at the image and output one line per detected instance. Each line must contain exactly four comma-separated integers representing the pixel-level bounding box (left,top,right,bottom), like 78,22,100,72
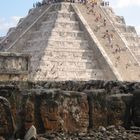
102,6,140,61
75,3,140,81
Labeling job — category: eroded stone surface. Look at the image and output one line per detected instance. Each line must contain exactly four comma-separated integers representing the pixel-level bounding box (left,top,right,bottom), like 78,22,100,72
0,52,29,81
85,89,107,129
132,89,140,127
0,96,15,138
106,94,133,129
20,89,89,133
0,80,140,138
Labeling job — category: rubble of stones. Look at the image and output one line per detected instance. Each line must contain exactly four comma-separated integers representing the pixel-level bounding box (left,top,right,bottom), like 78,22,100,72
38,126,140,140
30,80,140,94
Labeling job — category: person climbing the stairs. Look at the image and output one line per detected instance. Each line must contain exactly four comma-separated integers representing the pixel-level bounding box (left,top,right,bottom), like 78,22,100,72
103,30,113,47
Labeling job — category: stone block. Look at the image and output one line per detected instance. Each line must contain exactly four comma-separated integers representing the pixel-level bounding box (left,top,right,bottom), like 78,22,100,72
0,52,30,81
0,85,19,125
20,89,89,133
0,96,15,139
106,94,133,129
132,89,140,127
85,89,108,129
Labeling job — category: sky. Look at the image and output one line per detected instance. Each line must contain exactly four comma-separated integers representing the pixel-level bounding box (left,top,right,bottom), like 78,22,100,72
0,0,140,36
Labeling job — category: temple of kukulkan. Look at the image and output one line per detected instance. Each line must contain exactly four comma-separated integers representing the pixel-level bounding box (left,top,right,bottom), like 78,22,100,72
0,1,140,82
0,1,140,139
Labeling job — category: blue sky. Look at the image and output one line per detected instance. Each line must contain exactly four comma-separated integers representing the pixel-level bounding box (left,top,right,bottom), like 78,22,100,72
0,0,40,36
0,0,140,36
109,0,140,33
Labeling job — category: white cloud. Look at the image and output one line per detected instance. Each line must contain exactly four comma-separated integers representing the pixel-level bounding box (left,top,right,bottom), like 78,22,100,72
112,0,140,8
0,16,22,36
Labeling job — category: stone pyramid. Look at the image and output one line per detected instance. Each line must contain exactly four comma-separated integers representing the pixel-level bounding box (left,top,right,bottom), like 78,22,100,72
0,1,140,82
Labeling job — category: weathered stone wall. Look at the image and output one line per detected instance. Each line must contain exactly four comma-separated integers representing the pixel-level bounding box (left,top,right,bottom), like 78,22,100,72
0,80,140,138
0,52,30,81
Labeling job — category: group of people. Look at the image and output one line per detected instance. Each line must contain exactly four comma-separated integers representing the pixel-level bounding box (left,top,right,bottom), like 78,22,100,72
33,0,110,8
85,0,113,47
85,1,133,69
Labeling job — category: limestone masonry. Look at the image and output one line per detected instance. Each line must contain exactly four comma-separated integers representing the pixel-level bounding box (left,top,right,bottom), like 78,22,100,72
0,80,140,138
0,1,140,139
0,2,140,81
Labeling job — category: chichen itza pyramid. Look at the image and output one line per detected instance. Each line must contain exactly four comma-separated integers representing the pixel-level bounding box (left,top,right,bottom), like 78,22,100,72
0,1,140,139
0,0,140,82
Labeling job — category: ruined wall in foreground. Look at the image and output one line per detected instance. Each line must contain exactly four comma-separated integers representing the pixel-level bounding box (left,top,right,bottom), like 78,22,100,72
0,80,140,138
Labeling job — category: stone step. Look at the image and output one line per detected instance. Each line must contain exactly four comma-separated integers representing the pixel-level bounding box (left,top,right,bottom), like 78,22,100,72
25,44,91,52
40,69,102,74
33,76,103,81
114,23,127,32
30,61,97,74
132,51,140,56
127,42,140,47
121,32,138,37
25,38,91,54
33,76,104,81
31,58,94,64
40,20,79,30
59,3,72,10
30,30,85,40
124,36,138,43
48,10,76,20
30,34,84,40
27,38,88,49
115,24,136,34
49,10,75,16
28,38,88,44
50,3,72,12
128,45,140,51
46,40,90,49
30,54,95,63
113,15,125,24
27,54,95,62
25,48,92,53
35,69,103,79
33,60,97,69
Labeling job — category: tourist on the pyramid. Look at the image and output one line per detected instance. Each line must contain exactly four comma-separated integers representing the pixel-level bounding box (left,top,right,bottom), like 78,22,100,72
95,13,102,22
87,0,95,14
103,30,113,47
112,44,121,54
93,0,97,5
101,1,109,6
70,0,75,3
43,0,47,4
106,1,109,6
33,3,35,8
103,18,106,26
105,1,109,6
91,0,97,8
94,25,101,32
100,0,105,6
81,0,86,4
35,1,42,7
126,62,131,69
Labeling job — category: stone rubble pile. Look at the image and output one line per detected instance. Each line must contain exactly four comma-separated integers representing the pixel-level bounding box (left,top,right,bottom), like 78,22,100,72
38,125,140,140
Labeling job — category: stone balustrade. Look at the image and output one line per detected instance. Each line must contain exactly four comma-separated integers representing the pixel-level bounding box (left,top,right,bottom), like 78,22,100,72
0,52,30,81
